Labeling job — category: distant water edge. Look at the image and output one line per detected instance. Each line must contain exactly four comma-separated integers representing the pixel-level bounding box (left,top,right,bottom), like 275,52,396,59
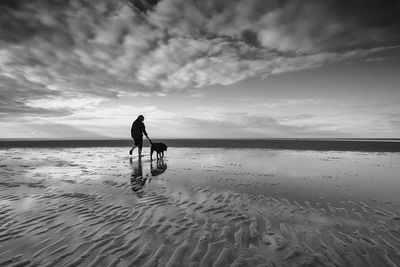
1,139,400,152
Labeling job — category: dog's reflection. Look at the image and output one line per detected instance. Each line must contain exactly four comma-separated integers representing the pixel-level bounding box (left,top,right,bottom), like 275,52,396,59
129,158,168,198
151,159,167,177
130,158,147,198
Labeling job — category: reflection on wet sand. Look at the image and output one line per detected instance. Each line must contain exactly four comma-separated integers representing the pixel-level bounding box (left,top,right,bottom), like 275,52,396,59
151,159,167,177
0,147,400,266
130,158,147,198
130,158,168,198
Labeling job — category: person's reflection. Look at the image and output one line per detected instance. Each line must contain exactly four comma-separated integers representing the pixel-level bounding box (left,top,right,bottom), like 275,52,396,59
130,158,146,198
151,159,167,177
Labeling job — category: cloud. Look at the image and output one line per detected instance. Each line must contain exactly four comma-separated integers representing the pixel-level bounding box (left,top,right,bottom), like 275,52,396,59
25,97,105,111
27,123,109,139
1,0,399,116
148,0,400,51
177,112,341,138
387,113,400,128
3,100,399,138
249,99,322,109
0,72,70,117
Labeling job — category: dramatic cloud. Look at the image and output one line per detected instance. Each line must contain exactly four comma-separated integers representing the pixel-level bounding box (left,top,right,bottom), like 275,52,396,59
1,0,400,117
172,112,343,138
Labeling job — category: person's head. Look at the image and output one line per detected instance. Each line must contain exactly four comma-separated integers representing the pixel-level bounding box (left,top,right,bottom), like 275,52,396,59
137,115,144,121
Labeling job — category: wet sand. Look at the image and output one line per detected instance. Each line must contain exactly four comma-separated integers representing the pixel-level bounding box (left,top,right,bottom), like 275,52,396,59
1,147,400,266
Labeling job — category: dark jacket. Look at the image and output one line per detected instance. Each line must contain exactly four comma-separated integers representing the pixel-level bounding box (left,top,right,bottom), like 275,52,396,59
131,119,148,138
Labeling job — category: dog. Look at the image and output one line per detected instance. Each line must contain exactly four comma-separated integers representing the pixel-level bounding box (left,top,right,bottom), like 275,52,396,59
150,142,167,160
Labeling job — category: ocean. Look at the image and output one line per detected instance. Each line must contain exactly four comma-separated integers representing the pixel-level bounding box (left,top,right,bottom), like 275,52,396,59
1,138,400,151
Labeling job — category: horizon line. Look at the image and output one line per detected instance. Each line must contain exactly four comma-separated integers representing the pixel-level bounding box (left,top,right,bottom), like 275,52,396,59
1,137,399,141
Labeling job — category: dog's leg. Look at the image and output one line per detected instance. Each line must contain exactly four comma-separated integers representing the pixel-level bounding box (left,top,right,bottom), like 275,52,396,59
157,152,160,160
150,148,154,160
161,151,164,158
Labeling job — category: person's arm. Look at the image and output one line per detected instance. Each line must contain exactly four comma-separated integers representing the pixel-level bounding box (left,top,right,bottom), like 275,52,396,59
142,123,148,137
142,123,151,143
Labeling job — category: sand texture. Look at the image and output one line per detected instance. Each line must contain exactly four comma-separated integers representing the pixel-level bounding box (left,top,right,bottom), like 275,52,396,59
1,147,400,266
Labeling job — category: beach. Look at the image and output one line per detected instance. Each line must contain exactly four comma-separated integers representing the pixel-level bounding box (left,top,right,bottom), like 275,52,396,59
1,145,400,266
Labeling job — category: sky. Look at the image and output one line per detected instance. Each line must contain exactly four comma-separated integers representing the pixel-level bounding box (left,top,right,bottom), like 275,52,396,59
1,0,400,139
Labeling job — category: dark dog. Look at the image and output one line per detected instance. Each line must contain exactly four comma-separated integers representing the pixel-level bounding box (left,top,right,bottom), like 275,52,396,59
150,142,167,160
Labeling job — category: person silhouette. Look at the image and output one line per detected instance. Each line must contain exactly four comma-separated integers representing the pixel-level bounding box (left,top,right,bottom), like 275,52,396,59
130,158,146,198
130,115,152,157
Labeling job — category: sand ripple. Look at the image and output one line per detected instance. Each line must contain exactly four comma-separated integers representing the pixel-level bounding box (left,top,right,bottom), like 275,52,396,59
1,181,400,266
1,148,400,266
